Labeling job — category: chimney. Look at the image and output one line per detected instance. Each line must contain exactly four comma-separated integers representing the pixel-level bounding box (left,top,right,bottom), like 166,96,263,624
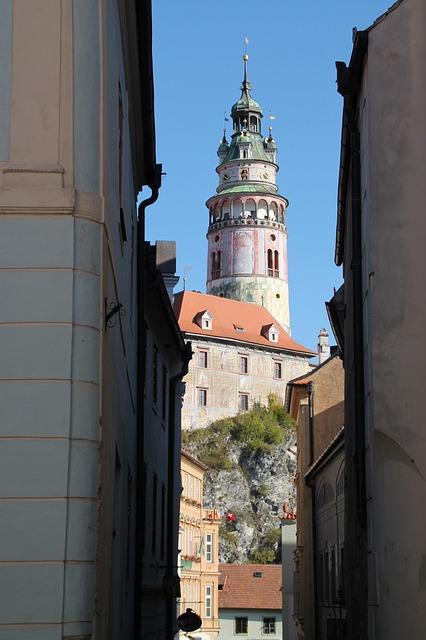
155,241,180,301
317,328,330,364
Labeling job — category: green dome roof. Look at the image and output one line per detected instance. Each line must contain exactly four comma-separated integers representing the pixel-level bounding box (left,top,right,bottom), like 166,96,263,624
231,92,263,118
221,132,270,163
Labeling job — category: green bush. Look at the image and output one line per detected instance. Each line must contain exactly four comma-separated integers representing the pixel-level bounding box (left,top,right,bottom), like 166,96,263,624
183,395,295,462
248,547,277,564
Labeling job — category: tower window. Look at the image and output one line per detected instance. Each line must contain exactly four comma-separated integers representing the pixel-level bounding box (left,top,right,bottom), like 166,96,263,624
241,168,248,180
273,250,279,276
268,249,279,277
274,361,282,379
212,250,221,279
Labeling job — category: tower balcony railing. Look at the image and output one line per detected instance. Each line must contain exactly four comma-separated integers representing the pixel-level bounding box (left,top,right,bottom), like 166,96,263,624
212,270,221,279
268,269,280,277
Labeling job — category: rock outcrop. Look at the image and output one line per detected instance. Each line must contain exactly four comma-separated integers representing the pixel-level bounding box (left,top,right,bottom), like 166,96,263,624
184,428,296,563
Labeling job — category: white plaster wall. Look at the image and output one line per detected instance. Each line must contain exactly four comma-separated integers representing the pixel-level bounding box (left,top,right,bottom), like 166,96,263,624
218,609,282,640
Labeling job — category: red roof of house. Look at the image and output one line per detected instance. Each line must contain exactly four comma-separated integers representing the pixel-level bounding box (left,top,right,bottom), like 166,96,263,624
173,291,314,355
218,564,282,610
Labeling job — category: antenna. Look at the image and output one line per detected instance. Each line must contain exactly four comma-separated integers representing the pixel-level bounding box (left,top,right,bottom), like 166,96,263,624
183,265,192,291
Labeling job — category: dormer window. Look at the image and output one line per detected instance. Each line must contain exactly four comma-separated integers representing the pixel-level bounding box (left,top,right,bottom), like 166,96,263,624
261,323,279,343
194,310,213,331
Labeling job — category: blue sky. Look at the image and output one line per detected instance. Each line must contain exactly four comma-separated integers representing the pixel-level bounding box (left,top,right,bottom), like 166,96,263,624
147,0,393,350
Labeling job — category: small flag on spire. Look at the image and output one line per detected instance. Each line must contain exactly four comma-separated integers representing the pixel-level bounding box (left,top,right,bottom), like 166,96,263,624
269,114,277,121
244,36,249,46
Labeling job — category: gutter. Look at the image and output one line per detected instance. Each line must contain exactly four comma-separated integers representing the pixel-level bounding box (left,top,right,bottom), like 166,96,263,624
164,345,192,640
305,381,318,638
135,165,162,640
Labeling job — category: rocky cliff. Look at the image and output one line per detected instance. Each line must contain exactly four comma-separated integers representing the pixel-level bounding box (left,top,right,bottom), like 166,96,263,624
182,396,297,563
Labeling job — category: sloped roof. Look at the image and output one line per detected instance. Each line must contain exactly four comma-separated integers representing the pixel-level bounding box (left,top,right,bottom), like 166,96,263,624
218,564,282,610
173,291,314,356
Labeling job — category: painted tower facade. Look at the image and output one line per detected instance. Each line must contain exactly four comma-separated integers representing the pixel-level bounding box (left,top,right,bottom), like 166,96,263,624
206,56,291,333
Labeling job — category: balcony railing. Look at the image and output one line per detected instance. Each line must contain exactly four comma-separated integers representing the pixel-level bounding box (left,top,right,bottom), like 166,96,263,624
267,269,279,277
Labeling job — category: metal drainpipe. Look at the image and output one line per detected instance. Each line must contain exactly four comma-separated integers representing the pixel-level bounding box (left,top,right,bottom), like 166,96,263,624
164,349,191,640
135,165,162,640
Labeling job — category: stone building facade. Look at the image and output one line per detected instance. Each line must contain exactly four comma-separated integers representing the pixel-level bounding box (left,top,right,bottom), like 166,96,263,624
174,291,313,431
179,451,220,640
328,1,426,637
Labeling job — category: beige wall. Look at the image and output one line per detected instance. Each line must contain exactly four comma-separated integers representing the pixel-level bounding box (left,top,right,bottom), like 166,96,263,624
358,1,426,636
0,1,142,637
182,337,311,431
288,355,344,640
180,453,220,639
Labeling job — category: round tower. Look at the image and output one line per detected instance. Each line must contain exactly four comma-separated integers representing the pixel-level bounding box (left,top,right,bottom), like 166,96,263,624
205,55,291,333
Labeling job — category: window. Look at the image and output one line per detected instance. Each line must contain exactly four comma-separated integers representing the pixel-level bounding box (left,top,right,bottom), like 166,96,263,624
205,585,212,619
263,618,276,635
274,250,279,276
153,345,158,404
162,366,167,420
235,617,248,634
239,393,249,411
199,350,208,369
240,356,248,374
206,533,213,563
198,388,208,407
274,361,282,379
160,483,165,559
267,249,279,277
212,251,221,279
267,249,273,276
152,475,158,555
271,332,277,342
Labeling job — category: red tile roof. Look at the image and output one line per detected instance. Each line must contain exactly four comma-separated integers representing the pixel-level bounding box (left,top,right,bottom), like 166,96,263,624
218,564,282,610
173,291,314,355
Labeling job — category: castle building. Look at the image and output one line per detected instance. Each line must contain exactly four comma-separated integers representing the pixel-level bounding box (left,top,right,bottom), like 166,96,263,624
206,55,290,333
175,58,313,430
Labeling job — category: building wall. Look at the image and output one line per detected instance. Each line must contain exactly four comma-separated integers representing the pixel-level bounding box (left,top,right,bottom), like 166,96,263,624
182,337,311,431
180,454,220,640
288,355,344,640
357,3,426,637
313,452,345,640
218,608,282,640
0,2,143,637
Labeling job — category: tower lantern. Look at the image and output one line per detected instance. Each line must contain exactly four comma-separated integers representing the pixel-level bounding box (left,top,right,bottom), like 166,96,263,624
206,56,291,333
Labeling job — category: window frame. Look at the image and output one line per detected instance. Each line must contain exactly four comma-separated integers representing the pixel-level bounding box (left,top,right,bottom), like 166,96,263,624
205,584,212,619
239,355,248,374
199,349,208,369
239,393,249,412
198,387,208,407
205,532,213,563
262,617,276,635
274,360,282,379
235,616,248,635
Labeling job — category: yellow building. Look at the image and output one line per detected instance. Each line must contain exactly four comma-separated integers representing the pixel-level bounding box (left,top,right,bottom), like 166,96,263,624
180,451,220,640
